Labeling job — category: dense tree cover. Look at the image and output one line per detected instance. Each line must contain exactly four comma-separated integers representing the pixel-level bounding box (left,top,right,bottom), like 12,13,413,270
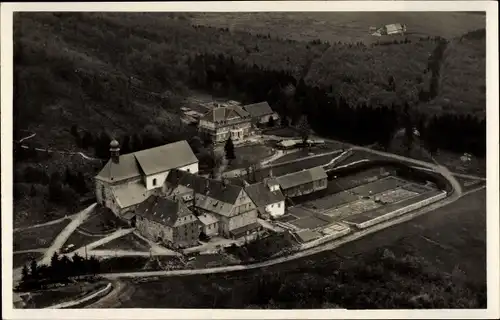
13,13,485,156
187,52,486,156
18,253,101,291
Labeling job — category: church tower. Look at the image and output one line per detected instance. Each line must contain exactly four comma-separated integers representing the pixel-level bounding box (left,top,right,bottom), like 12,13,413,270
109,139,120,164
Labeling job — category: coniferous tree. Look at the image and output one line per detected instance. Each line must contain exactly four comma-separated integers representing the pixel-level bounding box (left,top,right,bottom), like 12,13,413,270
224,137,236,161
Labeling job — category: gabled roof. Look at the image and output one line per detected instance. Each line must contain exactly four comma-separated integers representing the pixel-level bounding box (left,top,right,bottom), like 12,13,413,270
276,166,328,190
133,140,198,176
111,182,152,209
136,195,195,227
243,101,274,118
200,105,250,123
95,140,198,182
198,213,219,226
96,153,142,183
166,169,243,205
245,182,285,208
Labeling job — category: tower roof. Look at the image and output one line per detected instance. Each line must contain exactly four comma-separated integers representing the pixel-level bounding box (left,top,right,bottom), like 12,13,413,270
110,139,120,149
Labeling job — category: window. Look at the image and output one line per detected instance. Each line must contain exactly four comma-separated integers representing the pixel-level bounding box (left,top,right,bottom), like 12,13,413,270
152,178,157,186
278,203,281,208
187,168,190,173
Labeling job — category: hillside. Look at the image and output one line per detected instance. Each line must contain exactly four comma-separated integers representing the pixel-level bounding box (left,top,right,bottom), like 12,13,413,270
188,12,486,44
13,13,486,227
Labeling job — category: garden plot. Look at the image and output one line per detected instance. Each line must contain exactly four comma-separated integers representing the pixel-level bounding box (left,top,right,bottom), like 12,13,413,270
290,216,330,230
347,176,407,197
324,198,382,220
375,188,420,204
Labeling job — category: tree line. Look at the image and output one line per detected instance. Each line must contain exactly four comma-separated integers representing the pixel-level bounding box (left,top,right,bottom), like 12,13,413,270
186,52,486,157
18,252,101,291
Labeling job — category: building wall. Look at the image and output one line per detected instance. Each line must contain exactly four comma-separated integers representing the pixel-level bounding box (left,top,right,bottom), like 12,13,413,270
95,177,143,215
144,162,199,191
199,119,252,143
136,216,174,243
203,222,219,237
173,217,201,246
264,200,285,218
283,178,328,198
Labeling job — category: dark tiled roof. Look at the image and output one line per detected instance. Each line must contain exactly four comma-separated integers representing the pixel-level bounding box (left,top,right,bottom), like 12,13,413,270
166,169,243,205
200,105,250,123
276,166,328,190
245,182,285,207
136,195,193,227
243,101,273,118
96,140,198,182
229,222,261,238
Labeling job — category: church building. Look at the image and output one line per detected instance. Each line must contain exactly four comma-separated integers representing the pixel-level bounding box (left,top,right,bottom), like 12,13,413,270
94,139,199,221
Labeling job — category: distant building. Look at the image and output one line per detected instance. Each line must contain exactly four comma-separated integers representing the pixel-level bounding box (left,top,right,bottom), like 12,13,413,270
244,177,286,219
242,101,279,125
94,140,199,220
165,169,261,239
135,195,200,249
371,23,407,36
276,166,328,198
198,104,253,143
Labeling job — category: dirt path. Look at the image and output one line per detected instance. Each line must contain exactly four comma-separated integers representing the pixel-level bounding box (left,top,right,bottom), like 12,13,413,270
19,145,102,162
85,250,177,257
13,248,47,254
40,203,97,266
70,228,135,255
133,231,180,255
13,215,73,233
98,185,483,280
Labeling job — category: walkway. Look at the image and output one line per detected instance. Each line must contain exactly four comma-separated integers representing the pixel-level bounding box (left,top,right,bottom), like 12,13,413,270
71,228,135,257
40,203,97,266
13,215,74,233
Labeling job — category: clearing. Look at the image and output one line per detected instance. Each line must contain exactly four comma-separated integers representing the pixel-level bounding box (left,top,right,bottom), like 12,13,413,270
226,144,275,170
13,220,70,252
188,12,485,44
92,233,152,252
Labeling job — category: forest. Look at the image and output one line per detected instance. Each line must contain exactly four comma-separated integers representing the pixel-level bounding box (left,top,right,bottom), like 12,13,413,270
12,12,486,226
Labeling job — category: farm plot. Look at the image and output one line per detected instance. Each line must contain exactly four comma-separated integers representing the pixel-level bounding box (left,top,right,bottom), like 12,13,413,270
345,190,445,225
13,220,69,252
78,206,129,235
276,214,298,223
347,176,407,196
375,188,419,204
323,198,381,220
290,216,330,230
93,233,152,252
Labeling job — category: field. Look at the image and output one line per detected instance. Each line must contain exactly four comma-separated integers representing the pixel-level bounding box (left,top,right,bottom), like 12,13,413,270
13,252,44,269
63,230,107,251
344,190,443,225
115,188,486,309
93,233,151,252
433,31,486,118
13,220,69,252
78,206,129,235
227,144,274,170
270,143,345,165
188,12,486,44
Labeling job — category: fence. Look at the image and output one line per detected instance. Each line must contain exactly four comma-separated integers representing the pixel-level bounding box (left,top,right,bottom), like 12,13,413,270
299,228,351,250
356,190,447,229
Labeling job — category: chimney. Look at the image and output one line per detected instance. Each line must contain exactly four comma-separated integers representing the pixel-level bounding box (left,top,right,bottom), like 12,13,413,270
109,139,120,164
